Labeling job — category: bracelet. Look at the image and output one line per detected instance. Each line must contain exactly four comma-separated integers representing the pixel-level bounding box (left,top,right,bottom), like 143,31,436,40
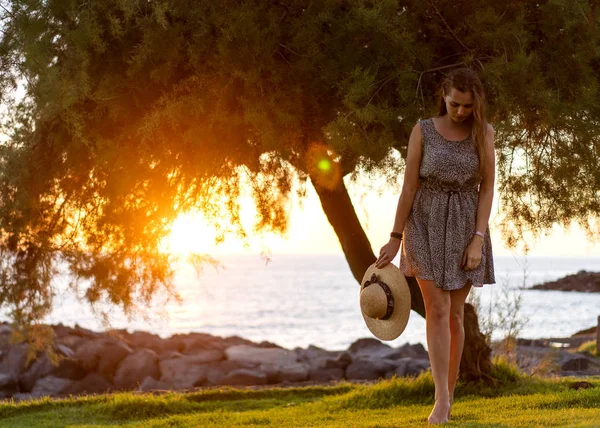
390,232,403,241
474,231,485,239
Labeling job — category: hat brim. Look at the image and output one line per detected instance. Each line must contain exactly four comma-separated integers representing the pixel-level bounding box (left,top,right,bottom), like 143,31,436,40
360,263,411,341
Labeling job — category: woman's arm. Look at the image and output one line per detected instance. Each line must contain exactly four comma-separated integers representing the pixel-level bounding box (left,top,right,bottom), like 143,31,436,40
462,124,495,270
375,122,422,268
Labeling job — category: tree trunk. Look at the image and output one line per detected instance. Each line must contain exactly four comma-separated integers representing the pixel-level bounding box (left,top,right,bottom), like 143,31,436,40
312,177,493,381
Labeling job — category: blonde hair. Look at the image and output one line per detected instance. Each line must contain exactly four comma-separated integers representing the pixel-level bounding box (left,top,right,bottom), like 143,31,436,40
437,68,488,177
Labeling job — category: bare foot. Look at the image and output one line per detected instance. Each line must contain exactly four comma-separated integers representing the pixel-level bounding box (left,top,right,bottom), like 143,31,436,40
447,399,453,420
428,400,450,425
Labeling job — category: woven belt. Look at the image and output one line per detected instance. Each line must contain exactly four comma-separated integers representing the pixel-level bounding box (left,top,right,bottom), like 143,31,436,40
419,180,478,194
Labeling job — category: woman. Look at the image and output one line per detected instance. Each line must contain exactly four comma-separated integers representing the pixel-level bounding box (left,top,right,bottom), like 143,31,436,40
375,67,496,425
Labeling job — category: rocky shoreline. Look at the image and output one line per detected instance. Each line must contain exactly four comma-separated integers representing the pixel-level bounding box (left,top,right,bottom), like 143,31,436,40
1,322,598,402
530,270,600,292
0,323,431,401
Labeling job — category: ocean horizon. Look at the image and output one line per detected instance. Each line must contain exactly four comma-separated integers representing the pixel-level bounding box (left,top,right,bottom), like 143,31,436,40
4,254,600,351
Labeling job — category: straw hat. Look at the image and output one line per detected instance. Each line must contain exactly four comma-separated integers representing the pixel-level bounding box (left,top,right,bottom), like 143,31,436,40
360,263,411,341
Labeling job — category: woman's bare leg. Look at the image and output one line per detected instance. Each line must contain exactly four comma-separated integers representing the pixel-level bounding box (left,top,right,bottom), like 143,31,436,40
417,278,451,425
447,283,472,419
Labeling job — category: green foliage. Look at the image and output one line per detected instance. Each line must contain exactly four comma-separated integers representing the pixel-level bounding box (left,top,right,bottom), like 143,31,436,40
0,0,599,332
576,340,599,357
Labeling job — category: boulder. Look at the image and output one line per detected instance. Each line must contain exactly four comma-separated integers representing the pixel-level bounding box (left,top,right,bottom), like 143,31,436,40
0,373,17,395
203,359,259,385
346,359,381,380
113,349,160,390
560,355,592,372
317,352,353,370
74,339,133,380
308,367,345,382
182,334,227,354
158,356,210,389
348,338,392,355
225,345,297,366
259,362,310,384
386,358,431,378
0,344,28,377
218,368,268,386
30,376,73,398
19,354,86,392
53,324,75,338
139,376,173,392
57,334,86,351
345,358,394,381
385,343,429,360
62,373,113,396
126,331,169,353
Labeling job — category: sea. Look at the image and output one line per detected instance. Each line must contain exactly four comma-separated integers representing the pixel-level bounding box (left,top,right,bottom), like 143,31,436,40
12,254,600,351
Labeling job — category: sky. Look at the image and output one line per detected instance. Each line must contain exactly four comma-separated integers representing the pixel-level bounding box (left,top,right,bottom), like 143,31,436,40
166,171,600,259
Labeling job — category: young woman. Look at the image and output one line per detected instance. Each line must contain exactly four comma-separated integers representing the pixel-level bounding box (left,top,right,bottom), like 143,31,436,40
375,68,496,424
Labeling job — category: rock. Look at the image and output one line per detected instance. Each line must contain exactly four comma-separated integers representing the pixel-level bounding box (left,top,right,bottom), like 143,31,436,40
221,335,258,348
182,334,227,354
0,373,17,394
225,345,297,366
0,344,28,377
203,359,258,385
139,376,172,392
19,355,86,392
531,270,600,292
572,326,597,337
126,331,170,353
385,343,429,360
56,344,75,359
308,367,345,382
387,358,431,377
259,363,310,384
348,338,392,354
0,324,12,335
73,325,99,339
30,376,73,397
58,334,86,350
279,363,310,383
295,345,340,362
62,373,113,396
185,350,225,364
318,351,353,370
345,357,396,381
113,349,160,390
158,356,210,389
74,339,133,380
53,324,76,338
561,355,591,371
218,368,268,386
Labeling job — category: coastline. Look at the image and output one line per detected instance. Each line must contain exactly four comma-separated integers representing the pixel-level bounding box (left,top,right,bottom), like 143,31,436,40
1,321,599,402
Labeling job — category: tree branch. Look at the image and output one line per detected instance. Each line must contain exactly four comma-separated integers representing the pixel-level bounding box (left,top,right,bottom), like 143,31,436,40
427,0,471,51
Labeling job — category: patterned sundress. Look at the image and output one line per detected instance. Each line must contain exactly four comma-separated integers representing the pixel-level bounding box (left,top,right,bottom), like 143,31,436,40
399,118,496,290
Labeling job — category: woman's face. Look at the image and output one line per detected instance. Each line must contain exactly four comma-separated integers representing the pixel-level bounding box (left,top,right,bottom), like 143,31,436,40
443,87,474,123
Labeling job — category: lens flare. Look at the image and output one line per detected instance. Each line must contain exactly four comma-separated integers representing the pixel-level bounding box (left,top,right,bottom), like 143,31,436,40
306,143,341,190
317,159,332,172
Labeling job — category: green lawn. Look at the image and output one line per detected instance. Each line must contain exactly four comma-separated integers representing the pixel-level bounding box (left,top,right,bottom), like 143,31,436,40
1,365,599,427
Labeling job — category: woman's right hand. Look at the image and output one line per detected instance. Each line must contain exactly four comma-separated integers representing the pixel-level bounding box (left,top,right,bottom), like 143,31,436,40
375,239,401,268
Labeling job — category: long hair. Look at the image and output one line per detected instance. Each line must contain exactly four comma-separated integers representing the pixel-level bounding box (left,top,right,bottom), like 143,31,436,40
437,68,488,178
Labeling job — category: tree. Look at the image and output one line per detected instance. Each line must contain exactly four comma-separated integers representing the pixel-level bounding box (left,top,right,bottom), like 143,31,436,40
0,0,598,381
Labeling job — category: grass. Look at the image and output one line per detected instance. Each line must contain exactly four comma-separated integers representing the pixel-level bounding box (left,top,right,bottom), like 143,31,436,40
0,367,599,427
576,340,599,357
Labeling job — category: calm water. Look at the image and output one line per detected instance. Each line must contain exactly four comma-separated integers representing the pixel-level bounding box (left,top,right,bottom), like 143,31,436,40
14,255,600,350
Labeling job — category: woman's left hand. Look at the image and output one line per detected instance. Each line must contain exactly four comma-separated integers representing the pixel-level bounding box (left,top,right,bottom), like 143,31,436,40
461,237,483,271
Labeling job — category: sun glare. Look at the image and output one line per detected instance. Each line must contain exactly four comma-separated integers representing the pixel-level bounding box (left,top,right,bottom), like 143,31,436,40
163,213,218,256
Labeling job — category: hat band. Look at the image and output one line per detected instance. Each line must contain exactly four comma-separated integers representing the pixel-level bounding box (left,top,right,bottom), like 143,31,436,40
363,273,394,320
